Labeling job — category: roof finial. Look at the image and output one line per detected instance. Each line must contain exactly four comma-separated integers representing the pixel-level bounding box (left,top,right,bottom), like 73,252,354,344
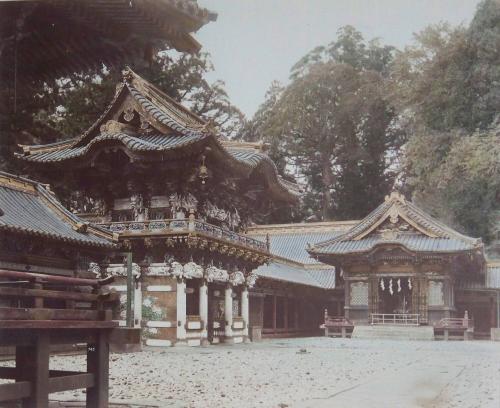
122,66,134,82
384,189,406,203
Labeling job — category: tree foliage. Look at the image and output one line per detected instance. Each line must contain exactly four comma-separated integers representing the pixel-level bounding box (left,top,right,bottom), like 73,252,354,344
242,26,402,221
394,0,500,240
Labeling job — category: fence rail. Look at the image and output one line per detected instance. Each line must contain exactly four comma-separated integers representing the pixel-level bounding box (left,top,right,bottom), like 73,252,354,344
371,313,420,326
98,219,268,252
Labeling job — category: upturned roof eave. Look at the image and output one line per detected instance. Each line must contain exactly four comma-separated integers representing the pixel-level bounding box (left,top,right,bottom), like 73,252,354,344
18,70,302,203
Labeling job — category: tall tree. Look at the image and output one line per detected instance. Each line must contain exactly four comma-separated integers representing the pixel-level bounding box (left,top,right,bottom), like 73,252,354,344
393,0,500,240
242,26,401,221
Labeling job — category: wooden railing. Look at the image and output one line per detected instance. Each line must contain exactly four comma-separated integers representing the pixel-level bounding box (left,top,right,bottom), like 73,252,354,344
0,269,119,328
0,269,140,407
371,313,420,326
322,310,354,338
324,316,354,328
435,317,473,330
98,219,268,252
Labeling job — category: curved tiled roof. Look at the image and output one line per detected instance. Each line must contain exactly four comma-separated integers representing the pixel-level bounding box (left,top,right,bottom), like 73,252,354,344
254,262,336,289
18,69,301,202
249,230,345,265
0,172,116,248
309,192,482,257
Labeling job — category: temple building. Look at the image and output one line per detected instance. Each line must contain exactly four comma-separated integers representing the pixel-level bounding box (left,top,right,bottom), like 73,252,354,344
308,191,499,337
14,67,499,343
0,171,116,276
246,221,355,338
0,171,135,407
17,68,302,346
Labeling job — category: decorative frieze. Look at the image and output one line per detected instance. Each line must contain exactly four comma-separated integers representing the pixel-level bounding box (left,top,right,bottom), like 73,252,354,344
229,270,245,286
105,263,141,278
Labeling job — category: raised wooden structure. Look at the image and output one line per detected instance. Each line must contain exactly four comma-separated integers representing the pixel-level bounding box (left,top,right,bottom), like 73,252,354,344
309,192,486,329
0,172,139,406
0,269,132,407
19,70,301,347
322,310,354,338
433,314,473,341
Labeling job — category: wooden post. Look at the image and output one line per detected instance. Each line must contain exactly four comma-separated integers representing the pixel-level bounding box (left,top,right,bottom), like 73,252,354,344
126,252,133,328
32,283,44,309
224,284,233,343
284,296,288,332
16,331,49,408
272,295,277,332
293,298,299,330
200,280,209,346
86,331,109,408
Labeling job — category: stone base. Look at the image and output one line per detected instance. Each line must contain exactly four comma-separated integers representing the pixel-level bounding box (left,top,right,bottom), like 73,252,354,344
244,336,252,344
249,326,262,342
173,340,188,347
223,336,234,344
352,325,435,341
491,328,500,341
201,338,210,347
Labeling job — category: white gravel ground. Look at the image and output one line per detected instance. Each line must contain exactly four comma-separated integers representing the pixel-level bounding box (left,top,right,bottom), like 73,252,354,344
5,337,500,408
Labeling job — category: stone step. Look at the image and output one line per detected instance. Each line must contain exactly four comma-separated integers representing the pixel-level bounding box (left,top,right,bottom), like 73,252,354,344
352,325,434,341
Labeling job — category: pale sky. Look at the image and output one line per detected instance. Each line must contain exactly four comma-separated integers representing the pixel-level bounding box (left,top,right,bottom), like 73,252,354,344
196,0,482,118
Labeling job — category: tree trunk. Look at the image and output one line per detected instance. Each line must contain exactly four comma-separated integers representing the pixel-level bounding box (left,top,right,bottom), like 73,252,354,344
320,151,334,220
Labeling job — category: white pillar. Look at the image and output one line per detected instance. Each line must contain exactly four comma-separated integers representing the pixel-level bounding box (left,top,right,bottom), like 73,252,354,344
199,280,209,346
224,285,234,343
242,286,250,342
134,281,142,328
176,279,187,345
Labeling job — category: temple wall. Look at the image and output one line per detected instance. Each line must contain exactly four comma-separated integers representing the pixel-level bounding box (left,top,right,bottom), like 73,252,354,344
142,275,178,347
342,261,456,325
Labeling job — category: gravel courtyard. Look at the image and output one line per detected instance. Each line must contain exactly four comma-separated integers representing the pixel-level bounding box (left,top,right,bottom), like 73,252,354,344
45,338,500,407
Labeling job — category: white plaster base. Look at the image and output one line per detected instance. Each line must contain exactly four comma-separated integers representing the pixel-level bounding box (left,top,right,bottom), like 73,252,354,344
491,328,500,341
187,339,201,347
145,339,172,347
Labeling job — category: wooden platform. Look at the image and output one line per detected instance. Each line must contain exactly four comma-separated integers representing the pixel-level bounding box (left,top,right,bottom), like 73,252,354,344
0,269,140,408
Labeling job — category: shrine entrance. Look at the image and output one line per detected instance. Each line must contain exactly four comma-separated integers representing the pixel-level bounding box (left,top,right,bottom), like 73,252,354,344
378,277,413,314
207,284,225,343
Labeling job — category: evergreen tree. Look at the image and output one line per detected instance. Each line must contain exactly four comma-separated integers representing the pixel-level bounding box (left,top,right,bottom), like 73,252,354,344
393,0,500,240
242,26,401,221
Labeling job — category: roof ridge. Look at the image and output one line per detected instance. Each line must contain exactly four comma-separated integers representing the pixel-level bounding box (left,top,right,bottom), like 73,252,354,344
124,67,208,129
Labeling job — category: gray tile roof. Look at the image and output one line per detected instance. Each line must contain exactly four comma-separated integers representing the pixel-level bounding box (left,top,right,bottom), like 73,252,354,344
21,132,207,163
255,261,336,289
311,233,477,255
249,231,344,264
18,69,301,202
0,172,115,248
310,192,482,257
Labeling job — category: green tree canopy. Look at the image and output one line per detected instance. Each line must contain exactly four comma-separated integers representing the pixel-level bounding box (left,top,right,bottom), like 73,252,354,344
241,26,402,222
393,0,500,240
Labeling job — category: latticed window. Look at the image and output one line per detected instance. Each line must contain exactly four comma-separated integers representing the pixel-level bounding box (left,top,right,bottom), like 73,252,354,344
428,281,444,306
350,282,368,306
